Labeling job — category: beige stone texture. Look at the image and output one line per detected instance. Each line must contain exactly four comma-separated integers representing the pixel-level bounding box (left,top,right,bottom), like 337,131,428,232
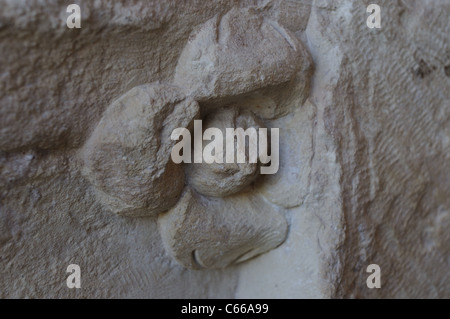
0,0,448,299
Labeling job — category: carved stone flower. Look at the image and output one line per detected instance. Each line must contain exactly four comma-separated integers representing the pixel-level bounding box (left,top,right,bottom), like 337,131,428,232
81,7,313,269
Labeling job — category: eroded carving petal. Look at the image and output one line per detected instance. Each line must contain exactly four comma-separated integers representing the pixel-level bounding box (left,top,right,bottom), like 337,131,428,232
82,83,199,217
158,187,288,269
173,7,312,102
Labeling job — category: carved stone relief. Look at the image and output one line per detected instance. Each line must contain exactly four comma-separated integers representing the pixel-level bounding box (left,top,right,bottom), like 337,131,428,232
81,7,313,269
1,0,449,299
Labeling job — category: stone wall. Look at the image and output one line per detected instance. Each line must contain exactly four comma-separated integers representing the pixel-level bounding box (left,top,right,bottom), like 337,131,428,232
0,0,448,298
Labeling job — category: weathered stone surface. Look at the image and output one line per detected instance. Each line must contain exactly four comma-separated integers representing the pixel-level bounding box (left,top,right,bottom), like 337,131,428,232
301,0,450,299
0,0,449,299
186,107,261,197
81,83,199,217
0,0,238,152
173,7,313,103
158,187,288,269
